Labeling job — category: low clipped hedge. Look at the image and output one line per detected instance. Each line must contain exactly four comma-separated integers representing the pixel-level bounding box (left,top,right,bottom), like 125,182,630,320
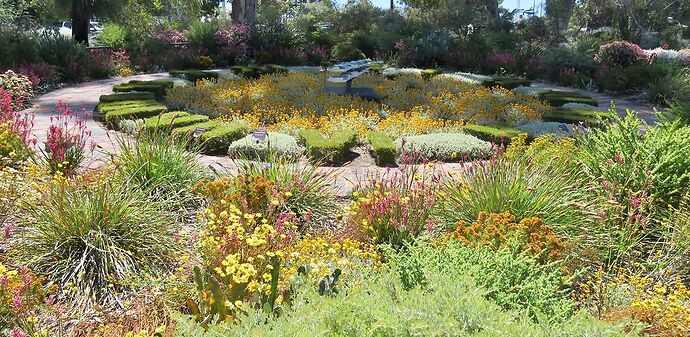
96,100,167,128
543,107,614,124
538,91,598,107
395,133,492,162
228,132,301,159
265,64,288,74
482,78,532,90
461,124,524,145
113,79,175,99
99,92,155,103
172,120,249,154
421,68,442,80
169,70,219,83
143,112,209,132
298,129,358,165
367,131,396,166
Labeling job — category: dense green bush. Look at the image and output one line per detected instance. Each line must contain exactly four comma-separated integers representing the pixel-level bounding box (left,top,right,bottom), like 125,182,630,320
578,112,690,207
394,133,492,162
228,132,301,159
461,124,524,145
540,47,595,79
143,111,209,132
366,131,396,166
298,129,358,165
331,43,366,61
13,181,179,304
97,23,128,50
37,32,87,82
482,77,532,90
421,68,442,80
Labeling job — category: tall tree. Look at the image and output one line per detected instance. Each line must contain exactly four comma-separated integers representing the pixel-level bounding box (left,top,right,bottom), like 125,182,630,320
545,0,575,35
55,0,124,45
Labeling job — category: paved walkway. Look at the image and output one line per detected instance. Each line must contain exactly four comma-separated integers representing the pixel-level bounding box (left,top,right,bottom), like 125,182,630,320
21,73,661,195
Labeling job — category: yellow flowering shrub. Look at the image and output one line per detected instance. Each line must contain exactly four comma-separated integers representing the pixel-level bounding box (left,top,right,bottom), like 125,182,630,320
577,270,690,337
166,73,551,139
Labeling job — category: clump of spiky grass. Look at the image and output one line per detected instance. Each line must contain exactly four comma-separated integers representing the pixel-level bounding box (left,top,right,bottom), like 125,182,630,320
13,179,180,307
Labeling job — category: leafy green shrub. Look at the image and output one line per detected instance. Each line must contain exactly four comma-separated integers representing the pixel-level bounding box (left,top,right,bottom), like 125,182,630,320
543,107,613,124
230,65,264,79
539,91,598,107
395,133,492,162
169,70,219,83
113,79,175,99
366,131,396,166
541,47,595,79
99,92,156,103
176,245,631,336
114,131,206,205
331,43,366,61
187,21,218,52
143,111,209,132
659,101,690,125
461,124,524,145
118,118,144,135
228,132,301,159
37,32,87,82
578,113,690,207
436,155,594,235
96,23,128,50
298,129,358,165
421,68,442,80
393,241,572,320
13,181,179,304
0,125,31,167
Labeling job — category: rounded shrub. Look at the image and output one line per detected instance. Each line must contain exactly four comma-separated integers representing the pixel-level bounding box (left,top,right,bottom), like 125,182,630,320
594,41,645,68
331,43,366,61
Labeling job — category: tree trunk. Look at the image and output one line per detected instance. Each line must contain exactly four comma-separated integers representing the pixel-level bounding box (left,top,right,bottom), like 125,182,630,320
390,0,394,10
483,0,499,20
72,0,90,45
244,0,257,25
231,0,242,23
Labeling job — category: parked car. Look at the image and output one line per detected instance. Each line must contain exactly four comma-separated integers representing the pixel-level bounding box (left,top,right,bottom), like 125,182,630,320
58,20,103,38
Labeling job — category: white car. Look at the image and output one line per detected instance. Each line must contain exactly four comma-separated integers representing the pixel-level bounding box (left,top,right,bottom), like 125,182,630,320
58,20,103,38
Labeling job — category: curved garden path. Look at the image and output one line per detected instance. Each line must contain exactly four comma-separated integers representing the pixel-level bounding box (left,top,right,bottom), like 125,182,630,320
23,73,660,195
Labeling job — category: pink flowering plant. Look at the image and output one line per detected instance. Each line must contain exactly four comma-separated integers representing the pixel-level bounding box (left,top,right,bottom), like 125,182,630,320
0,263,53,337
214,24,251,64
42,101,94,175
0,89,35,165
348,161,440,248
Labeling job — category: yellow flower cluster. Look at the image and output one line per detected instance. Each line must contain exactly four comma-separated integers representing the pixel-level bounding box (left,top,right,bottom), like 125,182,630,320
281,235,380,286
166,73,551,138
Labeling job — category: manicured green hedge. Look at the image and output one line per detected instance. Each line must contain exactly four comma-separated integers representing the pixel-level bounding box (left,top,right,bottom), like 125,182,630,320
395,133,492,162
99,92,155,103
196,123,249,154
421,68,442,80
112,79,175,99
143,112,209,132
169,70,219,83
265,64,288,74
298,129,358,165
172,120,248,154
102,103,168,129
543,107,614,124
538,91,598,107
482,78,532,90
461,124,525,145
367,131,396,166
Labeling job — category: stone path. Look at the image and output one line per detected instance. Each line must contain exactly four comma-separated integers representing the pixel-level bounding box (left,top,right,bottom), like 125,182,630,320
22,73,661,195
